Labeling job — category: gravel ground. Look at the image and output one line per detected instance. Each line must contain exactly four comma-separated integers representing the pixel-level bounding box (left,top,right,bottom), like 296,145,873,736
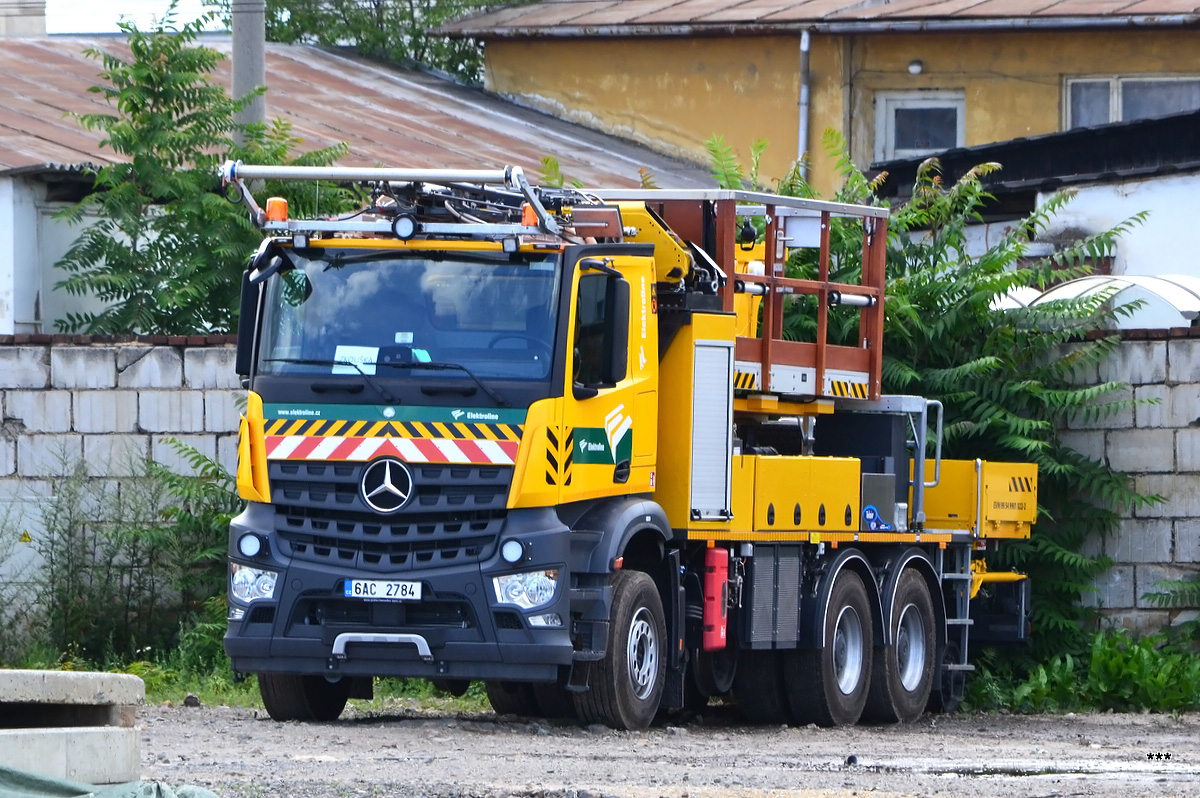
138,701,1199,798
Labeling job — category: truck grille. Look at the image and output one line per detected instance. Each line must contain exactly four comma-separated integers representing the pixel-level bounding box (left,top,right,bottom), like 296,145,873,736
270,462,510,572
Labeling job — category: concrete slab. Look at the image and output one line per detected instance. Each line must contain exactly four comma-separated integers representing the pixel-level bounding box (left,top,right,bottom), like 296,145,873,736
0,669,143,707
0,669,144,785
0,727,140,784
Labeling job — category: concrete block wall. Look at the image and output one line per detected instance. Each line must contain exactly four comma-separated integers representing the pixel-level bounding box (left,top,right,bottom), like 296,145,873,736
0,337,240,578
2,333,1198,635
1065,332,1200,635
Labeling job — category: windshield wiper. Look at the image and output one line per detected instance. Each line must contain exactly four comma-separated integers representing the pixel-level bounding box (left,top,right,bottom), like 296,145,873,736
378,360,510,407
262,358,401,405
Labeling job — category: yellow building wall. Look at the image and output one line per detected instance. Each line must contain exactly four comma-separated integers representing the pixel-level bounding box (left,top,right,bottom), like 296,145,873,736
845,29,1200,175
485,36,849,195
485,29,1200,198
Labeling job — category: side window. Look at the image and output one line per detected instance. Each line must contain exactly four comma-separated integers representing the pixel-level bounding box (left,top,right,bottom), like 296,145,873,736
1067,76,1200,128
574,273,610,387
874,91,966,162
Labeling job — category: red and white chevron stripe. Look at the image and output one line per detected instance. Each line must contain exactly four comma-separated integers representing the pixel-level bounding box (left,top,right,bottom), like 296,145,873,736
265,435,519,465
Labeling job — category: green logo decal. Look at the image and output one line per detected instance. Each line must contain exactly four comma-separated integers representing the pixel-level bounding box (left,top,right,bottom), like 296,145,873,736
264,403,527,425
574,405,633,465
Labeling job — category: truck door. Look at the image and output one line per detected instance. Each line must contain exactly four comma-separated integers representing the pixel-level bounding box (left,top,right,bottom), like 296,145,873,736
558,254,658,500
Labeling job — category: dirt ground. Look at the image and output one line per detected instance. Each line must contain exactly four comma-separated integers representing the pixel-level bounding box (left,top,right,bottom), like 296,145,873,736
138,701,1199,798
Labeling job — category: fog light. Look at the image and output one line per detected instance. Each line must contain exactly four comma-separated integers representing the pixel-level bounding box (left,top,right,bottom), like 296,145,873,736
237,534,262,557
501,539,525,563
228,606,246,621
230,562,278,603
492,569,559,610
528,613,563,628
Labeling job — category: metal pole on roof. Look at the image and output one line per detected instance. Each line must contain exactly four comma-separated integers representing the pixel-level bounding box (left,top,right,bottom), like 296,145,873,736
232,0,267,139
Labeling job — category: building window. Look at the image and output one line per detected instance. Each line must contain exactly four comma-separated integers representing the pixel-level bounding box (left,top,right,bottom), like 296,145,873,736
1066,76,1200,128
874,91,966,162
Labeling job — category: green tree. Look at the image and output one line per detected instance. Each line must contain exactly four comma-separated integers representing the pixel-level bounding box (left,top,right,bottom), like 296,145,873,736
210,0,528,83
713,131,1155,660
55,8,350,335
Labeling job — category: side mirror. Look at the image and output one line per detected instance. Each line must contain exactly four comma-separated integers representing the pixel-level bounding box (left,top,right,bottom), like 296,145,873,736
235,270,258,378
247,238,292,284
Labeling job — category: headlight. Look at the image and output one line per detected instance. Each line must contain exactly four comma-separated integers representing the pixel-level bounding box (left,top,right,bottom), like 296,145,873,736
230,562,278,603
492,569,559,610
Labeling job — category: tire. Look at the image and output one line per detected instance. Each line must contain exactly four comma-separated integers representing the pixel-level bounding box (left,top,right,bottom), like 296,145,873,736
532,681,578,719
733,650,792,725
784,569,873,727
431,678,471,698
574,570,667,730
927,641,964,714
258,673,351,722
692,648,738,698
484,681,540,717
864,569,936,723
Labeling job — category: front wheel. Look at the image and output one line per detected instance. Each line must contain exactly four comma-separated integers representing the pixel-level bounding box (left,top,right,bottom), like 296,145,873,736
258,673,351,721
485,681,539,717
575,570,666,730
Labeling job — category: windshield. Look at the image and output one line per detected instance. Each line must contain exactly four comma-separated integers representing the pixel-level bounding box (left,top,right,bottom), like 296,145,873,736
258,248,561,382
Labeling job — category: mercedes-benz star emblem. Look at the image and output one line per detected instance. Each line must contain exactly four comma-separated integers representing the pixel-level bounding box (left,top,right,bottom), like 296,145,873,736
360,458,414,514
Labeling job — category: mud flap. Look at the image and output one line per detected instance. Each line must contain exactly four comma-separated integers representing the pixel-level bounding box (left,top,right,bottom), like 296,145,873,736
660,549,687,709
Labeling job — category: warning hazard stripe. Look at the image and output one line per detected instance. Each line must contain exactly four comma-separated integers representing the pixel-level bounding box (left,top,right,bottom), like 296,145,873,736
265,435,519,465
1009,475,1034,492
264,418,521,441
733,371,759,391
828,380,868,399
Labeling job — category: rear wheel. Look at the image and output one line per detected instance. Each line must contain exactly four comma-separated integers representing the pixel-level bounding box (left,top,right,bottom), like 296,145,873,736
927,641,964,714
785,569,872,727
258,673,351,721
864,569,936,723
574,570,666,730
484,681,540,717
733,650,792,725
692,647,738,698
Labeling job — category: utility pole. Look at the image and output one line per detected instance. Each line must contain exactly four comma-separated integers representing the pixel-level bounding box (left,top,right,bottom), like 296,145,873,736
232,0,267,137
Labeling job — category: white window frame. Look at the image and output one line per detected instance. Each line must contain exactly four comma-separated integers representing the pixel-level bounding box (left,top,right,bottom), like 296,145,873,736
1065,75,1200,128
874,90,966,162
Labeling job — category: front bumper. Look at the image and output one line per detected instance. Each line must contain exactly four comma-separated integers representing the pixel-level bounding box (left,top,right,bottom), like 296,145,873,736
224,503,575,682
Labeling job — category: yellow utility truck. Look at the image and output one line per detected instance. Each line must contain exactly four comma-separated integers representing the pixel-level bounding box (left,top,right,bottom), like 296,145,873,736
221,162,1037,729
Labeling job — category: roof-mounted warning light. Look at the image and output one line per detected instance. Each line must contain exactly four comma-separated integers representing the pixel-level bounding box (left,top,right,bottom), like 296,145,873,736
265,197,288,223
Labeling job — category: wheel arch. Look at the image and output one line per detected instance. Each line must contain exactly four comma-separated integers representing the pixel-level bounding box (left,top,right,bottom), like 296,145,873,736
802,548,884,649
571,496,671,576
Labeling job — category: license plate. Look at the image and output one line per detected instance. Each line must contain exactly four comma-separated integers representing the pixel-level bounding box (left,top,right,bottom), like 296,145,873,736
343,579,422,601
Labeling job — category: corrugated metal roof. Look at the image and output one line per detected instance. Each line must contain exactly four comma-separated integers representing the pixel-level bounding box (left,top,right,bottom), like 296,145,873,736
0,35,712,188
872,108,1200,200
441,0,1200,35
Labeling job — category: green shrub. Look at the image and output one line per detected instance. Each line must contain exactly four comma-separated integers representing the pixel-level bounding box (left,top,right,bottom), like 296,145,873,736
1086,630,1200,712
0,440,238,667
966,629,1200,713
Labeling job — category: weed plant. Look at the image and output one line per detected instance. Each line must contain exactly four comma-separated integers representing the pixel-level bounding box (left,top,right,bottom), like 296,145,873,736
0,440,237,668
966,629,1200,713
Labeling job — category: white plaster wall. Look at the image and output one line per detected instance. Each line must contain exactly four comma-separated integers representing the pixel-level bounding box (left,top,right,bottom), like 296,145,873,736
37,200,109,334
1038,174,1200,279
0,177,41,334
0,175,112,334
1036,176,1200,329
